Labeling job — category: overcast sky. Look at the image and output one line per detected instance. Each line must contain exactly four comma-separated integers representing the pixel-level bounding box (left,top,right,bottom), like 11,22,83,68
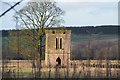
0,0,119,30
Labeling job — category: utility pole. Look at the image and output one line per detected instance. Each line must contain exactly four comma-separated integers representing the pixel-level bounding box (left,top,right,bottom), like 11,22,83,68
0,0,23,18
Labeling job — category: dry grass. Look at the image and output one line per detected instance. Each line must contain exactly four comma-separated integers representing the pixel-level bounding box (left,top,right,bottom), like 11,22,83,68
2,60,120,78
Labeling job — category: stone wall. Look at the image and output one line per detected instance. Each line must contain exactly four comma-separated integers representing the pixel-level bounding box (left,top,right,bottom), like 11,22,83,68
1,60,119,69
45,54,70,67
2,60,45,70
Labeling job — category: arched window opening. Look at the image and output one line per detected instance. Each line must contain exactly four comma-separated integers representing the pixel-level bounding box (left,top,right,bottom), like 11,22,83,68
60,38,62,49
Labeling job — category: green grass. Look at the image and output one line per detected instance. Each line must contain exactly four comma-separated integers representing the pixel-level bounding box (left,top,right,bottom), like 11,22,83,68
3,68,81,78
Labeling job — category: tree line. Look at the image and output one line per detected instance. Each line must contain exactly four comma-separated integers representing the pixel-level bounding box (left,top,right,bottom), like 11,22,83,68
1,25,119,37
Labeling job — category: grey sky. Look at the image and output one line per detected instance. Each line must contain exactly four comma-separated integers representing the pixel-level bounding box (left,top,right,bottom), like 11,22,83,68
57,2,118,26
0,0,119,30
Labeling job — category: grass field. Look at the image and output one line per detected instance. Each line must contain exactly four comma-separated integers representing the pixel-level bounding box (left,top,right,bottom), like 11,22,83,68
2,60,120,78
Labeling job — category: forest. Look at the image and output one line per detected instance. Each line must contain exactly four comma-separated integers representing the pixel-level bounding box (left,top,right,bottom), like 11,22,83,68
1,25,119,37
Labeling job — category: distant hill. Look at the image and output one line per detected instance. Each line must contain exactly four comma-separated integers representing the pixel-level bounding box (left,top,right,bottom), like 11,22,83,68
67,25,119,34
1,25,119,37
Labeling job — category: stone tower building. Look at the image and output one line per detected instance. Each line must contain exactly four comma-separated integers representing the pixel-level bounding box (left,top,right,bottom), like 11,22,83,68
45,29,71,67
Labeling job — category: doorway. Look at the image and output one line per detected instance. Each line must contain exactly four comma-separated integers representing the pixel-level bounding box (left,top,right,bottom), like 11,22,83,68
56,57,61,66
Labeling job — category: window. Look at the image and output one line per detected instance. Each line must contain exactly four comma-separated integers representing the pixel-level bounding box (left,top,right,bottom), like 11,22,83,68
60,38,62,49
56,38,63,49
56,38,59,49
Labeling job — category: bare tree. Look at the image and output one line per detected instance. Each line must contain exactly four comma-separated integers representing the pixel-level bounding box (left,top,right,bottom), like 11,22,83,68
11,0,64,58
9,0,64,78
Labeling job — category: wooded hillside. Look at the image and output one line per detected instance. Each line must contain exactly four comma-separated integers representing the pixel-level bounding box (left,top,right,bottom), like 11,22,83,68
1,25,119,37
1,25,119,60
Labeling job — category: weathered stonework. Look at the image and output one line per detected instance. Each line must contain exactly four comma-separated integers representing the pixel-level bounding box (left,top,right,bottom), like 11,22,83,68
45,29,71,67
